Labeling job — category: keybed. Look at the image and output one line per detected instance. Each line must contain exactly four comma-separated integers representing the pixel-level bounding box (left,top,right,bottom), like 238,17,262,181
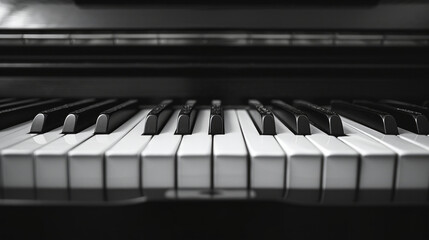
0,98,429,203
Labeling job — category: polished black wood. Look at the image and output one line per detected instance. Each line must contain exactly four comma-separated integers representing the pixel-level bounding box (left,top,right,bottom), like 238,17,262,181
63,99,119,133
176,100,197,135
0,99,64,130
1,0,428,30
209,100,224,135
94,100,139,134
0,99,39,111
381,100,429,120
248,99,276,135
144,100,173,135
355,100,429,134
1,46,428,102
271,100,310,135
331,100,398,135
30,99,96,133
294,100,344,136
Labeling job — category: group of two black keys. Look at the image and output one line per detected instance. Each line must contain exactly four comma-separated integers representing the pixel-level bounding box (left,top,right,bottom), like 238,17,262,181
0,98,225,135
254,99,429,136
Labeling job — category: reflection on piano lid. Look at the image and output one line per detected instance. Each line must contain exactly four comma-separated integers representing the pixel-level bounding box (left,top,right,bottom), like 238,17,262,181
1,32,429,47
74,0,379,5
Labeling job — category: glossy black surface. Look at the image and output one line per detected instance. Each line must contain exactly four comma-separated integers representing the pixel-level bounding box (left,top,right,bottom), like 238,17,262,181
271,99,310,135
1,0,429,30
176,100,197,135
0,46,428,102
0,98,38,111
94,99,139,134
354,100,428,134
143,99,173,135
75,0,379,5
209,100,224,135
30,99,96,133
1,187,429,205
0,99,64,130
294,100,344,136
0,98,15,104
62,99,119,133
331,100,398,135
1,200,428,240
381,99,429,123
248,99,276,135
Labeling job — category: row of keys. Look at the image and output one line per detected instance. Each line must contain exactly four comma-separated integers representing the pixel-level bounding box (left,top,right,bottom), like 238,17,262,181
2,98,429,138
0,99,225,136
1,98,429,203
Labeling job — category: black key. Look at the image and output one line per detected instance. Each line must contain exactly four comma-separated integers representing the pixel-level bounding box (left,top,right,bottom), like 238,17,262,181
354,100,429,135
30,99,97,133
248,99,276,135
271,100,310,135
143,100,173,135
94,100,139,134
0,99,64,130
381,100,429,120
209,100,224,135
176,100,198,135
0,98,15,104
330,100,398,135
293,100,344,136
63,99,119,133
0,98,39,111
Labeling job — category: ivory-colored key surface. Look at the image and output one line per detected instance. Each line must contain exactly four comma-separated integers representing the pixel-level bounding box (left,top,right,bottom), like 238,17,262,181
1,127,63,191
343,117,429,201
177,110,212,188
236,110,285,189
274,116,322,192
105,109,151,190
306,125,359,202
68,110,147,190
34,126,95,190
141,110,182,188
338,124,396,202
213,110,248,188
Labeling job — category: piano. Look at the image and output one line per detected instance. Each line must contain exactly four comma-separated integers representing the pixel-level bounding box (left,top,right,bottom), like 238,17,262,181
1,0,429,239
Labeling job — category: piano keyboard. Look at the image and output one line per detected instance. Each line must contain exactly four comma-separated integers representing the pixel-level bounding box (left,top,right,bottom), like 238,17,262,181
1,98,429,203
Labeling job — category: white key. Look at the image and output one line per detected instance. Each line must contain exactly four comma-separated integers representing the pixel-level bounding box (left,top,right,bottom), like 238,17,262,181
342,117,429,201
236,110,285,189
1,127,63,190
68,110,147,190
141,110,182,188
274,117,322,193
177,110,212,188
0,124,34,151
0,121,32,139
105,109,151,190
33,126,95,191
338,124,396,201
213,110,248,188
398,128,429,151
0,124,35,189
306,125,359,200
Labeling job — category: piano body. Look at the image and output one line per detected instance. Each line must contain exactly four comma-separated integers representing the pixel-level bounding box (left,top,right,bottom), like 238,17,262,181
0,0,429,239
